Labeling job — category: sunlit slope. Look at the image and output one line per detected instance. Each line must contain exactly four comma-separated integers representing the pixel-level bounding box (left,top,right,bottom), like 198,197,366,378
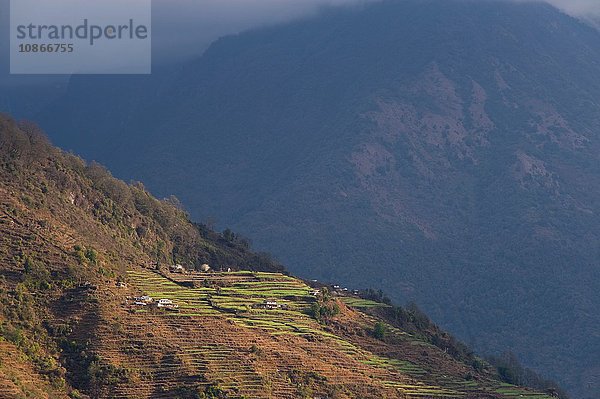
95,268,553,399
0,115,557,398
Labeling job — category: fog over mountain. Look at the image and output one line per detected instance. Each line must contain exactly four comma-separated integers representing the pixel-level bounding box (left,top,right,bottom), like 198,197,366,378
544,0,600,16
0,0,373,86
1,0,600,76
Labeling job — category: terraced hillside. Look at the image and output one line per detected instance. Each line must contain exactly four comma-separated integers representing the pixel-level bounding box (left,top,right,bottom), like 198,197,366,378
110,268,554,399
0,115,558,398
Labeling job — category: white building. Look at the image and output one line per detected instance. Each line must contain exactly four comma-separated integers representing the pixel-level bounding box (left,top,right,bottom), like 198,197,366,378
170,264,186,273
200,264,211,272
157,299,179,310
134,295,153,303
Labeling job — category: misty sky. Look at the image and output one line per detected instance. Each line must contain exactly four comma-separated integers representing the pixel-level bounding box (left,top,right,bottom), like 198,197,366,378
544,0,600,16
96,0,600,60
1,0,600,85
0,0,373,85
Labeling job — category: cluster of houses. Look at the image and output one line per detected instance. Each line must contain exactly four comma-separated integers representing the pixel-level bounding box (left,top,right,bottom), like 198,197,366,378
253,300,289,310
169,263,212,274
124,272,364,316
309,279,358,296
132,295,179,311
332,285,360,296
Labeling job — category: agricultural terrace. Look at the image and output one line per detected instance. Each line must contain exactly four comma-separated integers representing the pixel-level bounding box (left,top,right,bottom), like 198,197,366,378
118,269,555,399
340,297,392,308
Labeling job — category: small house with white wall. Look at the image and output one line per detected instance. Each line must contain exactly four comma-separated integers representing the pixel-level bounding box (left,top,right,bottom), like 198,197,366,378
135,296,153,303
170,264,186,273
157,299,179,310
200,264,211,272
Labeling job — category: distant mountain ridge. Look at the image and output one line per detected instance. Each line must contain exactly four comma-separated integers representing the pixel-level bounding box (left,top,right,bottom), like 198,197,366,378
12,1,600,397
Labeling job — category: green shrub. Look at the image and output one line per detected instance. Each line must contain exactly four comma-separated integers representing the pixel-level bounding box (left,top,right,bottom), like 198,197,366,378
87,360,129,386
85,249,98,264
308,298,340,323
373,322,386,340
23,257,52,291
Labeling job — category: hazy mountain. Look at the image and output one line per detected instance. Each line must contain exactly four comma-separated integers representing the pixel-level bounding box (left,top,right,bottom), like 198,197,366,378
17,1,600,397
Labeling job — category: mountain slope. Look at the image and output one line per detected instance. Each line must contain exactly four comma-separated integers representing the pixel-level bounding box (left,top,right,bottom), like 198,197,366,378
22,1,600,398
0,114,562,399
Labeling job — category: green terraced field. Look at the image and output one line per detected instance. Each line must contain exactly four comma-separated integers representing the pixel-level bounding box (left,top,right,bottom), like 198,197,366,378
495,383,556,398
340,297,392,308
126,270,318,333
363,355,428,376
124,270,556,399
